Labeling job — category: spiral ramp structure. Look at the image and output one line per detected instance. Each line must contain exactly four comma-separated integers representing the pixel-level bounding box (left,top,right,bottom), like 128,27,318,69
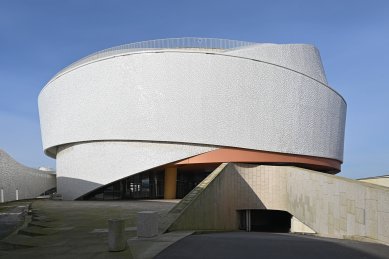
38,38,346,200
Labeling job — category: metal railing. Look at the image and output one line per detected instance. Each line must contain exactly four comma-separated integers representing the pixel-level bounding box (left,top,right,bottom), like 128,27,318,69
50,38,255,82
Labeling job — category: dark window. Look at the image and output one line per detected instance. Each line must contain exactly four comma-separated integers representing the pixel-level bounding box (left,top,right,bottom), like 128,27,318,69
238,209,292,233
80,169,164,200
78,164,218,201
176,170,211,199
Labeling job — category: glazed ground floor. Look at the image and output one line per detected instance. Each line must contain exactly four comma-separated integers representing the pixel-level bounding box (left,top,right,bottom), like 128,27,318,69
79,164,219,200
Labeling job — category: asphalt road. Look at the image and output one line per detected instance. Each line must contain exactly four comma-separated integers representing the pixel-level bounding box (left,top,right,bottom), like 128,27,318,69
156,232,389,259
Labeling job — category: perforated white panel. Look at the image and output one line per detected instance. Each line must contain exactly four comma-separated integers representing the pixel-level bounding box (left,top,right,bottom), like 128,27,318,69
40,49,346,161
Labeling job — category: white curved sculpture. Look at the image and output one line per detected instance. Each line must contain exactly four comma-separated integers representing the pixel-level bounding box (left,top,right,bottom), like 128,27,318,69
38,38,346,200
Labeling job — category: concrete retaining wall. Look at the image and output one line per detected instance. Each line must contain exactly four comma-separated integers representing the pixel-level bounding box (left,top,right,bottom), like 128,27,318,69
0,149,56,202
168,163,389,244
169,163,283,231
286,168,389,243
359,176,389,188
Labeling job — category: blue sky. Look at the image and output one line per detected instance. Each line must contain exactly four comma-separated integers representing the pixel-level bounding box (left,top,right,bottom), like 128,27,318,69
0,0,388,179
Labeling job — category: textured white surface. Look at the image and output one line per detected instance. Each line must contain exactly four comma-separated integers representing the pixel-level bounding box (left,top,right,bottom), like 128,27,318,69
226,44,328,84
0,150,56,202
56,141,215,200
39,47,346,161
39,42,347,199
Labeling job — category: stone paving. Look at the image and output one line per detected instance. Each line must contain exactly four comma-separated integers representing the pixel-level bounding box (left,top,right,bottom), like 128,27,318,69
0,201,31,240
0,199,177,258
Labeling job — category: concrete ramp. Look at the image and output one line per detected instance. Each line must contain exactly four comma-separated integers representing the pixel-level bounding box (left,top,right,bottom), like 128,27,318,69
165,163,389,245
160,163,228,233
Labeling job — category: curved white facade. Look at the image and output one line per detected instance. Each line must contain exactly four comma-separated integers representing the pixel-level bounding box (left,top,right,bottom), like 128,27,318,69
38,38,346,200
0,149,56,202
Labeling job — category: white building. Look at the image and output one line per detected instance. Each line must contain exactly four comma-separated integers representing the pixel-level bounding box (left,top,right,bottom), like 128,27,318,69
0,149,56,203
39,38,346,201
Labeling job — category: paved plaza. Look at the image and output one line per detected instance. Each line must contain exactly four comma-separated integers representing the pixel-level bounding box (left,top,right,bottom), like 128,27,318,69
1,199,389,258
0,199,177,258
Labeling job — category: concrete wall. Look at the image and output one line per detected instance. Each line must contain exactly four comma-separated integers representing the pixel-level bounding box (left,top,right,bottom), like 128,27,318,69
285,168,389,243
290,217,316,234
169,163,285,231
0,149,56,203
169,164,389,245
359,176,389,188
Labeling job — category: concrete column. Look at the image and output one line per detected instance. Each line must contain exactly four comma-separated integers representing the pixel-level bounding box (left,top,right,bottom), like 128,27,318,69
108,219,126,251
164,167,177,199
1,189,4,203
137,211,158,238
246,210,251,232
16,189,19,200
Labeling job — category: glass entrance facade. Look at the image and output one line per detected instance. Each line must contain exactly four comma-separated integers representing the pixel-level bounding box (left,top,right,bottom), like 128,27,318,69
176,170,211,199
80,169,164,200
79,164,219,200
